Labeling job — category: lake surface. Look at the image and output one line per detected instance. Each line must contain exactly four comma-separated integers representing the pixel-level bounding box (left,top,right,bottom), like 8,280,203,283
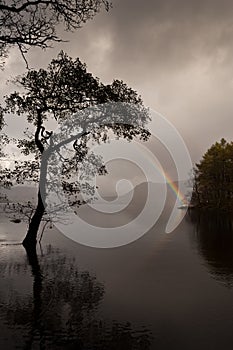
1,188,233,349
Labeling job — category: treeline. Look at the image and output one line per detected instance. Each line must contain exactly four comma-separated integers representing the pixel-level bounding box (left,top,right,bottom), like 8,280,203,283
192,138,233,212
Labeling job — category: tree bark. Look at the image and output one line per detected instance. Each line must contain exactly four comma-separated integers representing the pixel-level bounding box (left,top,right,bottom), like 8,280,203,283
22,190,45,248
22,145,48,248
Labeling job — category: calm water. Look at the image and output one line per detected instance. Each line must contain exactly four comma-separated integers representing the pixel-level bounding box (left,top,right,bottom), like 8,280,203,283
1,194,233,349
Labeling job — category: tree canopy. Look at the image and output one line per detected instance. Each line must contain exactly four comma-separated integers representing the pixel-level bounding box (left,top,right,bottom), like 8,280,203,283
5,50,149,162
192,138,233,212
0,0,110,66
3,51,150,247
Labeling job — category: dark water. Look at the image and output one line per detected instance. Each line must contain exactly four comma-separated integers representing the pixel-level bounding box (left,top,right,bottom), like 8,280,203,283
1,201,233,349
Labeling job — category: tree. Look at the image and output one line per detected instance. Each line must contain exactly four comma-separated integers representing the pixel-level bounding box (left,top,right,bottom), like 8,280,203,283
0,0,110,67
192,138,233,212
0,0,110,190
4,51,150,248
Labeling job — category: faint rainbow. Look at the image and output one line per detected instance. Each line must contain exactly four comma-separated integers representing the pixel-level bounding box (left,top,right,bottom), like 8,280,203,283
135,143,186,204
163,172,186,204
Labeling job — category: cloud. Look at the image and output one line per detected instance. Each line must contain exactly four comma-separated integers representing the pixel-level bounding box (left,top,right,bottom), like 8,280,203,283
1,0,233,166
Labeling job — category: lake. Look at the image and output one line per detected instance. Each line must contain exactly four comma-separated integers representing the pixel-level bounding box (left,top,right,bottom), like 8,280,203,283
1,187,233,349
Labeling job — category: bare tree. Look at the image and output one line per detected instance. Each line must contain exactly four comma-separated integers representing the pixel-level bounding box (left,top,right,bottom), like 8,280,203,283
0,0,110,66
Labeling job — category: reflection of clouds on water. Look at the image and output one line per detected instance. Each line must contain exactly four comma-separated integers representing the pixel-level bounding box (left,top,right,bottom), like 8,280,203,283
0,244,152,349
188,212,233,288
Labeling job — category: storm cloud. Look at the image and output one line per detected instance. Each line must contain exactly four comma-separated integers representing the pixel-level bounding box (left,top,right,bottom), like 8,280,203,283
1,0,233,164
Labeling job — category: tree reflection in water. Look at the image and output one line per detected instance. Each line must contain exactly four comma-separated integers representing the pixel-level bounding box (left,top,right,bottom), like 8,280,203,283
187,211,233,288
0,244,152,349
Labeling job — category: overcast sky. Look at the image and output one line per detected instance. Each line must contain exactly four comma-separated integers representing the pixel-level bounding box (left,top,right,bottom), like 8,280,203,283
1,0,233,171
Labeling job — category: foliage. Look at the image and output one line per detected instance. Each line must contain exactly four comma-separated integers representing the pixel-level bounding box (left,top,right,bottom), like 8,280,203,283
0,0,110,67
4,51,149,194
192,138,233,212
3,51,150,242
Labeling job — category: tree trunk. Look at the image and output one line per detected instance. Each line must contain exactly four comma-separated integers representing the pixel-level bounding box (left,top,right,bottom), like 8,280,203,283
22,149,48,248
22,190,45,248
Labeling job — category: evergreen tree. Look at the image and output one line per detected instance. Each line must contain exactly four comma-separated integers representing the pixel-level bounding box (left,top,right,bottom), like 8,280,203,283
192,138,233,212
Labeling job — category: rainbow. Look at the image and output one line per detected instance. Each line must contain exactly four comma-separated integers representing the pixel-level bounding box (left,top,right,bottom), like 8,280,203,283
135,142,187,205
163,172,187,204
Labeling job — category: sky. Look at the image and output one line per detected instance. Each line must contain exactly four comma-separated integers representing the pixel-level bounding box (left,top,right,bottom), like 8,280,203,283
1,0,233,179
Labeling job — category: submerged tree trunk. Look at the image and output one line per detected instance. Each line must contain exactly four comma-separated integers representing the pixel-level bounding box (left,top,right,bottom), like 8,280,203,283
24,244,44,348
